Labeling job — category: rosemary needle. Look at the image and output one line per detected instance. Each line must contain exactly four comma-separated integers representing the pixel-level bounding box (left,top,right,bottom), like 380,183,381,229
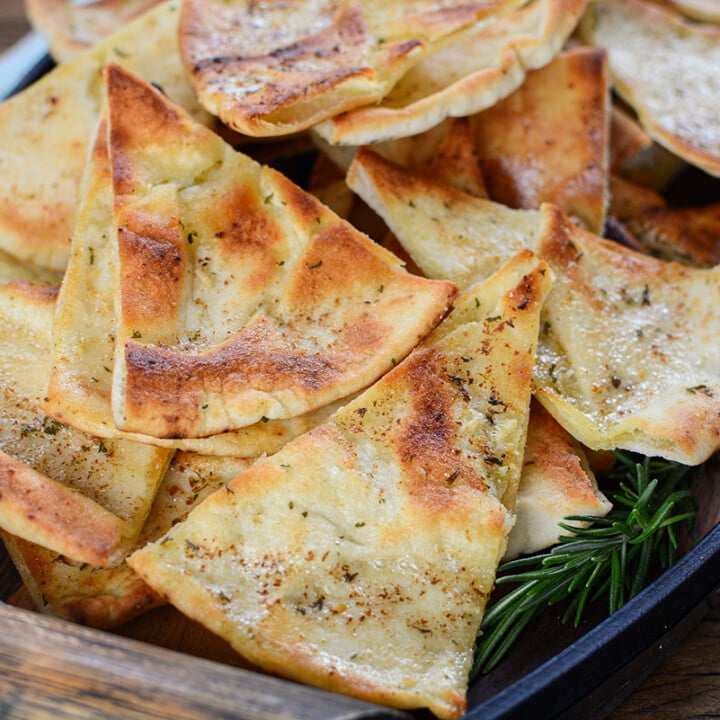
471,452,700,677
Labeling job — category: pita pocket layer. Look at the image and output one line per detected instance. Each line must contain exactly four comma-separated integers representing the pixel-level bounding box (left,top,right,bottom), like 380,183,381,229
103,65,455,439
2,452,252,629
348,149,720,465
0,281,171,567
471,46,610,234
179,0,501,137
579,0,720,177
24,0,162,62
504,400,611,560
314,0,588,146
128,249,552,720
0,0,213,272
45,112,347,457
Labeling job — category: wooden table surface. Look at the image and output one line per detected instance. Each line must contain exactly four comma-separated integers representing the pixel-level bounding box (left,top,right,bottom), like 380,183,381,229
0,1,718,718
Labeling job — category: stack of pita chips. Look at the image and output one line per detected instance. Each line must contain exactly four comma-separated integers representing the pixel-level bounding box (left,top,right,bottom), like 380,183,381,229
0,0,718,717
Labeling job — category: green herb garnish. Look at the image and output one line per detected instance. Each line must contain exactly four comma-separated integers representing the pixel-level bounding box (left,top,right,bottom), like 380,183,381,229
472,452,699,677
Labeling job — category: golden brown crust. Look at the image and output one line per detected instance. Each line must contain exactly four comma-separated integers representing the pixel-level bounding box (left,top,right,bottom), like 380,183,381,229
128,250,552,719
105,65,456,438
471,46,610,233
179,0,493,136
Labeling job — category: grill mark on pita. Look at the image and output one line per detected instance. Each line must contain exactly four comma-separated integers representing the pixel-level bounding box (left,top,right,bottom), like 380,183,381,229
122,313,389,437
393,348,487,508
117,213,186,328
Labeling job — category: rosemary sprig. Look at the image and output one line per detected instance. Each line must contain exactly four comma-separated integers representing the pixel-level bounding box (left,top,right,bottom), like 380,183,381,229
471,452,700,677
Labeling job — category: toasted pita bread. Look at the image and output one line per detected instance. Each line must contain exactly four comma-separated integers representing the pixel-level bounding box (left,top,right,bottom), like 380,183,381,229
179,0,502,138
471,46,610,233
1,452,252,629
664,0,720,22
348,149,720,464
314,0,588,146
45,110,347,455
504,400,611,559
128,249,552,720
102,65,455,439
609,104,653,171
579,0,720,177
24,0,162,62
0,281,171,566
0,0,214,272
347,147,540,287
609,173,720,267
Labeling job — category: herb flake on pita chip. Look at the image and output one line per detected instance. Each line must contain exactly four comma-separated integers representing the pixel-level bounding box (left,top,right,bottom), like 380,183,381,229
104,65,456,439
348,149,720,465
0,281,171,567
128,249,552,720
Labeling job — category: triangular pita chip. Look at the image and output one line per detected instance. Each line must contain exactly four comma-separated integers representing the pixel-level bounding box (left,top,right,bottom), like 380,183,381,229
579,0,720,177
45,109,347,456
179,0,503,137
24,0,162,62
314,0,588,146
504,400,611,559
347,146,540,287
0,281,171,566
2,452,252,629
104,65,456,439
608,174,720,268
0,0,213,271
470,46,610,233
348,148,720,464
128,249,552,720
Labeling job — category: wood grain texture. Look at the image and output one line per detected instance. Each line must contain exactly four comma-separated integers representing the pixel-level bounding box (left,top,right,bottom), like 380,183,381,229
0,1,718,718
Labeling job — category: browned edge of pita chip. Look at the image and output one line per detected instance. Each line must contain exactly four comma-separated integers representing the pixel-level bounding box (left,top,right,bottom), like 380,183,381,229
0,450,129,567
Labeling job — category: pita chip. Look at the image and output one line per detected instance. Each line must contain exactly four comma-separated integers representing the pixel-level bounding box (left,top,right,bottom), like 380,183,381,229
104,65,455,438
180,0,501,137
579,0,720,177
128,249,552,719
0,281,171,567
471,46,610,233
2,452,252,629
314,0,588,146
504,400,611,559
348,148,720,464
0,0,213,272
45,109,347,456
